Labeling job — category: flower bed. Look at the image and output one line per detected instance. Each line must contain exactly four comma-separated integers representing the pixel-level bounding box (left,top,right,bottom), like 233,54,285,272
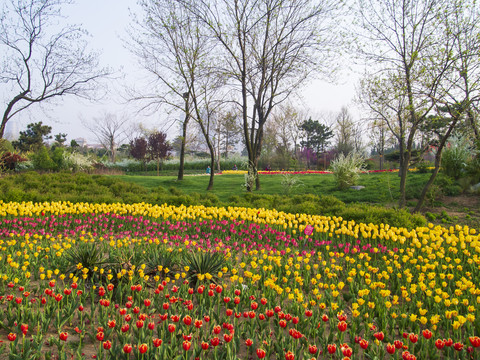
0,201,478,359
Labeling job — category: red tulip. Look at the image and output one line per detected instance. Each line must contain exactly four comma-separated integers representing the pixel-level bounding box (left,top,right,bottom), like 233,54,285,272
341,345,352,357
213,325,221,334
7,333,16,341
204,315,210,322
285,351,295,360
337,321,347,332
121,324,129,333
261,298,267,305
246,338,253,347
96,332,104,341
215,285,222,293
153,338,162,347
139,343,148,354
183,315,192,326
256,348,266,359
322,314,329,322
327,344,337,354
359,339,369,349
409,333,418,343
279,319,287,328
123,344,132,353
211,337,220,347
394,340,403,349
148,322,155,330
194,319,203,328
305,309,313,317
136,320,144,329
422,329,432,339
224,334,233,343
59,332,68,341
201,341,209,350
168,324,176,333
374,332,384,341
144,298,151,307
308,345,317,354
445,338,453,347
435,339,445,350
226,309,233,316
386,343,395,354
107,320,116,328
453,342,463,351
21,324,28,335
103,341,112,350
469,336,480,348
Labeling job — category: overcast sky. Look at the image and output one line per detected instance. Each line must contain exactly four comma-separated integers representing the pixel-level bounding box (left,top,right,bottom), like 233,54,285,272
3,0,359,144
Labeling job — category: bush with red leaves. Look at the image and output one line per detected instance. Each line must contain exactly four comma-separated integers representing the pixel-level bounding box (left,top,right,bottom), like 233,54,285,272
0,152,27,171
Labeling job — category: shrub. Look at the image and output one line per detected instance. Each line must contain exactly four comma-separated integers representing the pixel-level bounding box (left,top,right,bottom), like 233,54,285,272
280,173,304,195
32,146,55,171
182,251,226,287
441,135,475,180
0,152,27,171
330,152,366,189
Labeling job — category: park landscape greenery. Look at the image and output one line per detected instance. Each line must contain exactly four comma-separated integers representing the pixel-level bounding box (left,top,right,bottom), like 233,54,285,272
1,0,480,358
0,170,479,360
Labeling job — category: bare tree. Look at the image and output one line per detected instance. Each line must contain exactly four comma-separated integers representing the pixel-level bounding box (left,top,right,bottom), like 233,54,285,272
356,0,455,208
334,106,363,156
0,0,109,139
83,113,129,163
180,0,342,191
128,0,212,182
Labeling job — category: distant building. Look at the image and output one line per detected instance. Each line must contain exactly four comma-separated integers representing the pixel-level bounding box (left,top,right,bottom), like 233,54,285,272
4,120,19,141
74,138,87,147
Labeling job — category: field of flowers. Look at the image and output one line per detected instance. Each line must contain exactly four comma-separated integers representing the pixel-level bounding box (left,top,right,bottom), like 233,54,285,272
0,201,479,360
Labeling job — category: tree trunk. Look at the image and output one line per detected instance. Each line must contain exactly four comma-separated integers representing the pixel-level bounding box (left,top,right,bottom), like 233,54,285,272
398,147,410,208
207,149,215,191
414,118,459,212
177,107,189,181
157,158,160,176
1,91,28,139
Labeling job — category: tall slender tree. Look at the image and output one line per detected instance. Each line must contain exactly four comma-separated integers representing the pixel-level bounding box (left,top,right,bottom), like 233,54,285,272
0,0,109,139
356,0,454,208
180,0,342,190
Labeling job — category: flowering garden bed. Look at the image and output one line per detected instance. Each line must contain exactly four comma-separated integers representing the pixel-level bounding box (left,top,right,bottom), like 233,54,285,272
0,201,479,359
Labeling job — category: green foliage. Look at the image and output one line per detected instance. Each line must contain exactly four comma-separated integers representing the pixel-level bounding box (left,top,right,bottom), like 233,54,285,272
32,146,55,171
441,135,474,180
300,118,334,153
182,251,226,287
0,172,431,229
12,122,52,152
416,161,433,173
330,152,366,189
62,243,111,284
0,139,14,153
280,173,303,195
141,247,180,278
51,147,67,170
434,174,462,196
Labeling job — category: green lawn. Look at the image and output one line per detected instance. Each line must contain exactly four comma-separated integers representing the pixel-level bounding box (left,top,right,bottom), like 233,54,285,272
112,172,430,205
